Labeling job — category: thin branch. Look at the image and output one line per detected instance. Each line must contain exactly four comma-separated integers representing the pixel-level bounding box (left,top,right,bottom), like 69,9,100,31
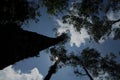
83,67,94,80
111,19,120,25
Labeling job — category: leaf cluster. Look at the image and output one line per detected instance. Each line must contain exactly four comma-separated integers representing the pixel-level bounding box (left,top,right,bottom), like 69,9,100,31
62,0,120,42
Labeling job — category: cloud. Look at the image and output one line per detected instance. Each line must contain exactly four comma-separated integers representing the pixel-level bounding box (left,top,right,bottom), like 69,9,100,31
106,9,120,28
106,9,120,39
56,19,89,47
94,73,111,80
0,65,43,80
107,9,120,20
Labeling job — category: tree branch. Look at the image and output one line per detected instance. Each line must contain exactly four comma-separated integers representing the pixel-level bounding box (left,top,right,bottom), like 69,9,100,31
111,19,120,25
83,67,94,80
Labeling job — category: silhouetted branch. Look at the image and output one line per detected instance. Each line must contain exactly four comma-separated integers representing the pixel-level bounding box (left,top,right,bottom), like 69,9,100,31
83,67,94,80
112,19,120,24
44,61,58,80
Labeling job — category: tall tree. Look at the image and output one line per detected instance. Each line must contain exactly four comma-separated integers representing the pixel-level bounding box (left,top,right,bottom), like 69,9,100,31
43,46,69,80
69,48,120,80
0,23,68,69
0,0,69,69
49,47,120,80
58,0,120,79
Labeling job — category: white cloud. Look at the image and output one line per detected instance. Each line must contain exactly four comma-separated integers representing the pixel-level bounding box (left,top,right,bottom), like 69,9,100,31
56,19,89,47
107,9,120,39
0,65,43,80
106,9,120,29
94,72,111,80
107,9,120,20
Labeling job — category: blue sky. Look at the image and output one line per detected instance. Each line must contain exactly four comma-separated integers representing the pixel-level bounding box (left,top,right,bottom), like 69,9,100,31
0,0,120,80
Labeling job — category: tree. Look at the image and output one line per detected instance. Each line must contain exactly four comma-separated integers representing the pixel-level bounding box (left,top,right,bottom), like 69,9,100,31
0,0,69,69
1,0,119,80
69,48,100,80
43,46,69,80
68,48,120,80
46,0,120,80
0,22,68,69
58,1,120,79
49,47,120,80
62,0,120,42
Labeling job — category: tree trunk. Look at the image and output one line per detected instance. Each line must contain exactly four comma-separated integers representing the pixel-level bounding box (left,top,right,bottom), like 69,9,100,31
44,61,58,80
0,23,65,69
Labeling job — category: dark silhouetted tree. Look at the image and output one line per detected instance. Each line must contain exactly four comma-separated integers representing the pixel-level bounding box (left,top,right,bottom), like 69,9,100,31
0,0,69,69
46,0,120,79
49,47,120,80
0,23,68,69
43,46,69,80
68,48,120,80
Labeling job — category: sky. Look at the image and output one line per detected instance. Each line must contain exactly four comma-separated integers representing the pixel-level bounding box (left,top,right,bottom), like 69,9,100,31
0,1,120,80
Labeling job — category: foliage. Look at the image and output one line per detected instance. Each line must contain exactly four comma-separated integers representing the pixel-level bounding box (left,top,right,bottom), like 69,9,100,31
62,0,120,42
0,0,69,24
50,47,120,80
0,0,37,23
69,48,120,80
50,46,69,64
41,0,68,15
1,0,120,80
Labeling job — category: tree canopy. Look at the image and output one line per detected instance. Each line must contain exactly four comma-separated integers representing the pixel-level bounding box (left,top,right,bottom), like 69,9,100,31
47,0,120,80
0,0,68,24
49,47,120,80
0,0,120,80
62,0,120,42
